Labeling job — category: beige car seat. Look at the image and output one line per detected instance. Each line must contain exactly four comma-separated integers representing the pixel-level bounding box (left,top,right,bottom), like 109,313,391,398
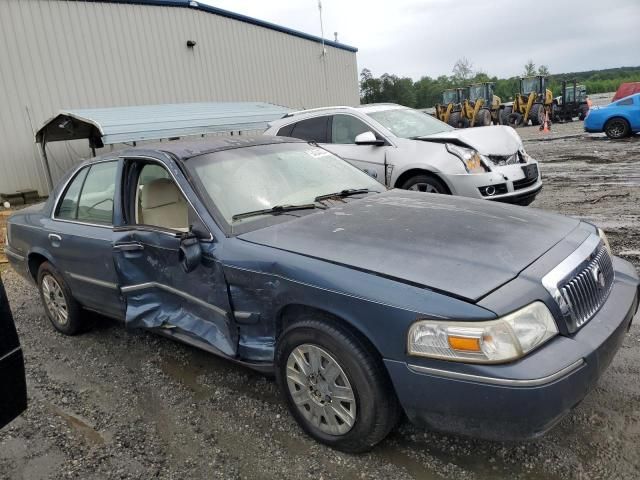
139,178,189,231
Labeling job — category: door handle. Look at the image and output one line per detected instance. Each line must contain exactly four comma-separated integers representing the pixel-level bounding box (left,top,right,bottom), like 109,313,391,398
48,233,62,247
113,242,144,252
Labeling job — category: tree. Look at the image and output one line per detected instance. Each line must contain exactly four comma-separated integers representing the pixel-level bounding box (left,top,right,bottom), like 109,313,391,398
452,57,473,83
523,60,536,76
360,68,381,104
538,65,550,76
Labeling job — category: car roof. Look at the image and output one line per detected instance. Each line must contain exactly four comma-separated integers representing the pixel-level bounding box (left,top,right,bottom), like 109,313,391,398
277,103,406,122
119,135,305,160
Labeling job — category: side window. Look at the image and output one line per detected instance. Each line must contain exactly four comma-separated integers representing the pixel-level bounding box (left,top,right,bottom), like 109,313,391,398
76,162,118,225
136,163,189,232
331,114,372,144
288,116,329,142
617,98,633,106
277,123,295,137
55,167,89,220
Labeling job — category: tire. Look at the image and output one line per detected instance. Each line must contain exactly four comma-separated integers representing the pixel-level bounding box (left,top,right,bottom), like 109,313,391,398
529,104,545,126
37,262,82,335
500,106,512,125
508,112,524,128
400,174,449,194
604,118,630,139
579,104,589,121
447,111,462,128
474,109,491,127
275,315,401,453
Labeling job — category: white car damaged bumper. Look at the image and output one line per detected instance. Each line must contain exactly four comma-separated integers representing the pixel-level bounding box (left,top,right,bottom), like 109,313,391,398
441,161,542,205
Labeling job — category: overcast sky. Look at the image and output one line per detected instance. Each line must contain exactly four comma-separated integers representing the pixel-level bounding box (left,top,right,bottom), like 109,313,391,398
204,0,640,80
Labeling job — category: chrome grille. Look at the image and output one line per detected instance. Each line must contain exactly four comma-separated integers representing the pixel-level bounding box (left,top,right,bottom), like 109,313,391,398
559,245,614,331
542,235,615,333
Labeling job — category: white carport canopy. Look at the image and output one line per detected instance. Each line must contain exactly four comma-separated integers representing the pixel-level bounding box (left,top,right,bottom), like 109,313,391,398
35,102,292,189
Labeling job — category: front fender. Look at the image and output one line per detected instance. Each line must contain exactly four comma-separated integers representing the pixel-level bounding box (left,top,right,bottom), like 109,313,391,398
221,238,495,362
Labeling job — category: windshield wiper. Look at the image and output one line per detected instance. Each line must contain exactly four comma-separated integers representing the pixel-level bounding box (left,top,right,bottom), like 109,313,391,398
232,204,317,221
314,188,376,202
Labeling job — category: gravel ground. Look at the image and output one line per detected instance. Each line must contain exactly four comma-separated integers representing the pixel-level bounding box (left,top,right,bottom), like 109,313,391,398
1,131,640,480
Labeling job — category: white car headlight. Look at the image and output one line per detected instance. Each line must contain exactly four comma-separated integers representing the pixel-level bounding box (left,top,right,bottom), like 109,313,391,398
407,302,558,364
518,147,532,163
445,143,488,174
597,227,612,256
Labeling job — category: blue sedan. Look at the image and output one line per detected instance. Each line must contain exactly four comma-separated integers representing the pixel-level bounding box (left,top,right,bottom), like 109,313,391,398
5,137,639,452
584,93,640,138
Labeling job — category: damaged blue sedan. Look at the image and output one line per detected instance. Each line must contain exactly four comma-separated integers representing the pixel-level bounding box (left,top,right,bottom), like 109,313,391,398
5,136,639,453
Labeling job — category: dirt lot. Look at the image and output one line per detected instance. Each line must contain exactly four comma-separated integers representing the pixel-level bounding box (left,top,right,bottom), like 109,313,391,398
1,128,639,480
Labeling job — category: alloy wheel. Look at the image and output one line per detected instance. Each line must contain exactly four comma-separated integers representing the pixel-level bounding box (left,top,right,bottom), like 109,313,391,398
41,274,69,326
286,344,356,436
408,182,440,193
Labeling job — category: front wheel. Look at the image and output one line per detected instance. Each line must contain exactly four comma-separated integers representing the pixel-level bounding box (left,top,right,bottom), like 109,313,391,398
604,118,630,139
400,174,449,194
275,316,400,453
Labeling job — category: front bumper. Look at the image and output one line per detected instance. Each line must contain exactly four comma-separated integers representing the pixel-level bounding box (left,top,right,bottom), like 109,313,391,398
385,257,639,440
442,162,542,204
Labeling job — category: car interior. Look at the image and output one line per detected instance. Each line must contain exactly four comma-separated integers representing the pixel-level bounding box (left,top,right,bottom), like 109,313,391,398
135,165,189,232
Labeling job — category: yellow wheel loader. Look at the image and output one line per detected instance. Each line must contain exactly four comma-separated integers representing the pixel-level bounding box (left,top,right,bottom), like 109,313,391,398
500,76,553,128
462,82,501,127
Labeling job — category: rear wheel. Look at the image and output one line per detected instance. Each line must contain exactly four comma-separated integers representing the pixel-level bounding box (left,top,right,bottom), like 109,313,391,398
447,111,462,128
529,104,545,126
604,118,630,139
500,106,512,125
401,174,449,194
474,109,491,127
37,262,82,335
275,315,400,453
579,104,589,121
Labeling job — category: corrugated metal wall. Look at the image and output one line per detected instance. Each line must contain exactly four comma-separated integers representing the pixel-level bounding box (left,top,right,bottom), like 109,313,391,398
0,0,359,194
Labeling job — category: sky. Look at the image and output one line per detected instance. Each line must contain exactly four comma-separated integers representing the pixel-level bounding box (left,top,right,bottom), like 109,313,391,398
203,0,640,80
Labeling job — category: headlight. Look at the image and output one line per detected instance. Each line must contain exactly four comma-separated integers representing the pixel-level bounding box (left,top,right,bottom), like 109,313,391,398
445,143,488,174
597,227,612,256
407,302,558,363
518,147,531,163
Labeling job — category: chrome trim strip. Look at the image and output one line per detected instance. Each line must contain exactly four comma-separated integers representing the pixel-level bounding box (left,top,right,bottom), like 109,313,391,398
67,272,119,290
4,249,25,262
0,346,21,363
120,282,227,316
407,359,585,387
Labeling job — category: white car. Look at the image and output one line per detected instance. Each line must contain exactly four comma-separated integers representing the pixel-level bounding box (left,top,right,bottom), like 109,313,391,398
264,104,542,205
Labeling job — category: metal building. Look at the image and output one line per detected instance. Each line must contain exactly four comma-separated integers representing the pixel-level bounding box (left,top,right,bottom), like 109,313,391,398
0,0,359,195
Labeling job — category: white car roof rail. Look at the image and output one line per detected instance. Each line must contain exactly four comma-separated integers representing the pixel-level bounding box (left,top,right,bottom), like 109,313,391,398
281,106,358,118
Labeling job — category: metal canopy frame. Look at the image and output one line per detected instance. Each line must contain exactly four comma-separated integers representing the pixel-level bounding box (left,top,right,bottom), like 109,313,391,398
35,102,292,190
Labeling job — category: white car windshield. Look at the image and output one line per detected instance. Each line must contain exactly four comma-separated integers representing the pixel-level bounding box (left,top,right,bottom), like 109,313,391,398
187,143,382,223
367,108,453,138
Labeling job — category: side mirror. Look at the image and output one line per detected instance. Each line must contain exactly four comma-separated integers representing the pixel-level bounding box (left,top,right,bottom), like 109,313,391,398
179,235,202,273
355,131,385,146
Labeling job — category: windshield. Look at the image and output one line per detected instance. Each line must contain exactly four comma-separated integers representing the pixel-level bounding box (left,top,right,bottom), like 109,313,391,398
367,108,453,138
442,90,457,104
186,143,382,224
469,85,485,102
522,78,539,94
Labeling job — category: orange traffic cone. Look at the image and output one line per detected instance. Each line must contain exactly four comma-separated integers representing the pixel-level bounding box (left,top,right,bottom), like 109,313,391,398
541,110,551,133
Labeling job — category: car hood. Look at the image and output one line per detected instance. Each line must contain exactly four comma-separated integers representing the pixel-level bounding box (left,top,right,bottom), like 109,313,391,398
237,191,580,302
418,125,522,155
